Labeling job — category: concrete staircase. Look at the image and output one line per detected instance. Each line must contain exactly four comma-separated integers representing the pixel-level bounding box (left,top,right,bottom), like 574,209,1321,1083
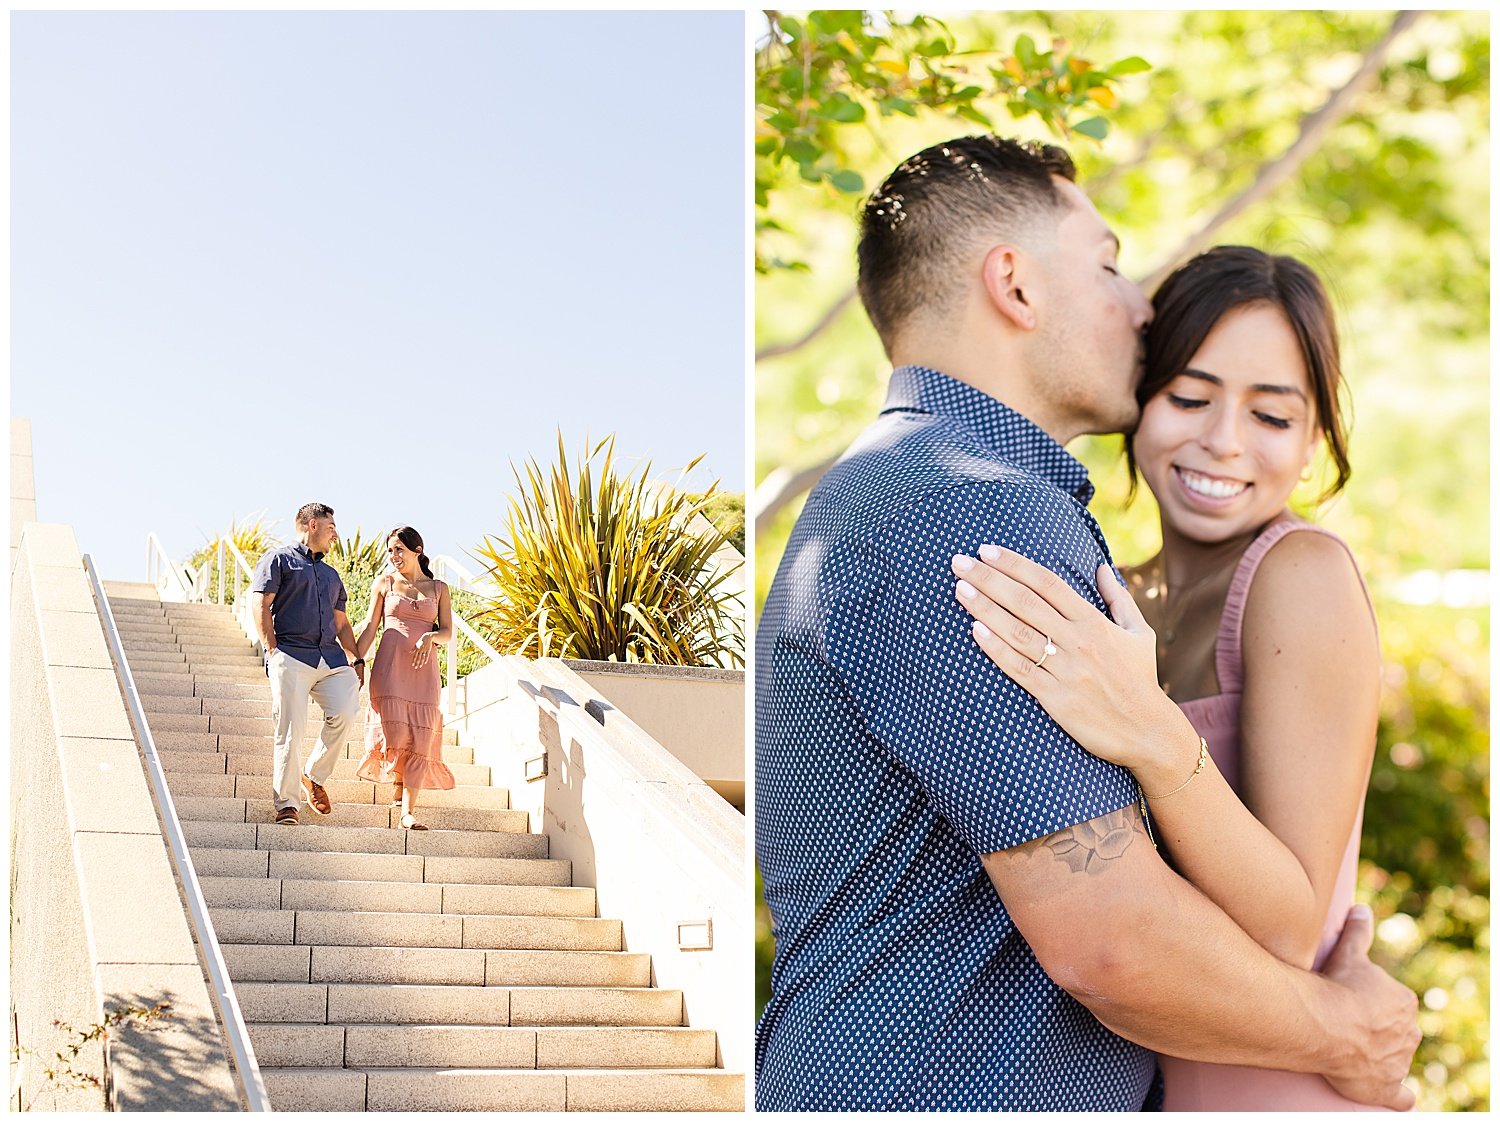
102,582,743,1112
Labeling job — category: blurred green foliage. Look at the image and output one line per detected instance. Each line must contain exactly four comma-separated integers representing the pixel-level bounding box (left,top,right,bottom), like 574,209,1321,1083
692,490,747,555
756,10,1146,269
754,10,1488,1111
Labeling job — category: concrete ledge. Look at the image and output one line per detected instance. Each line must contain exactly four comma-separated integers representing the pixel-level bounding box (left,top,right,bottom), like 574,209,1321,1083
456,656,747,1075
563,660,744,810
11,523,241,1110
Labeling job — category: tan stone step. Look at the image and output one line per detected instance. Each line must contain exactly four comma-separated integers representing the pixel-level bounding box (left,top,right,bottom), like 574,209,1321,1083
248,1023,714,1070
168,773,237,798
234,982,681,1028
260,1067,743,1112
224,944,651,987
224,753,491,788
200,875,592,918
104,583,160,599
211,908,620,952
181,821,548,860
421,855,572,888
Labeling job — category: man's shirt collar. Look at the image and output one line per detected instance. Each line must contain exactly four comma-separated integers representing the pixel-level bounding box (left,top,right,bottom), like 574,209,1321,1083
883,364,1095,504
292,541,325,563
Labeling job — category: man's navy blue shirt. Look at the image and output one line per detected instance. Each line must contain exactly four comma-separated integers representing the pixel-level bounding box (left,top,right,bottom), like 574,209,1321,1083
755,365,1155,1110
252,542,350,669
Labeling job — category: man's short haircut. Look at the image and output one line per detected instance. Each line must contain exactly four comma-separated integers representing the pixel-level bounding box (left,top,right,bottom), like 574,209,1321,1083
295,502,335,529
857,135,1078,355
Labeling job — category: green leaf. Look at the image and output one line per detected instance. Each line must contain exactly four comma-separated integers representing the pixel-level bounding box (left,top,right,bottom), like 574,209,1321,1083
822,95,866,123
1106,55,1152,76
1072,115,1110,140
1014,33,1039,69
829,169,865,193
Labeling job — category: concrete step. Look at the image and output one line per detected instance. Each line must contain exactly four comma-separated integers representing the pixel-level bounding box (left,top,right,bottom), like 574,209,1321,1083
246,1023,714,1069
234,982,680,1027
188,845,569,888
261,1067,743,1112
222,754,490,788
199,876,593,917
223,944,652,987
210,908,620,951
104,583,160,599
181,821,548,860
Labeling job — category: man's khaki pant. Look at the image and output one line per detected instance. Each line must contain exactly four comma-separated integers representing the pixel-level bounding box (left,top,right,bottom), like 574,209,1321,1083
268,650,360,813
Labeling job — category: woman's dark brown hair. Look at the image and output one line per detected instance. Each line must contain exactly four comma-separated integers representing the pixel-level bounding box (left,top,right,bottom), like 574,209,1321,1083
1128,245,1351,501
388,526,434,580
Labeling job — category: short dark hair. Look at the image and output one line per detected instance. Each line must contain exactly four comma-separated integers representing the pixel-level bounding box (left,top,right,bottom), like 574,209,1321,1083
295,502,335,529
857,135,1077,354
1129,246,1351,499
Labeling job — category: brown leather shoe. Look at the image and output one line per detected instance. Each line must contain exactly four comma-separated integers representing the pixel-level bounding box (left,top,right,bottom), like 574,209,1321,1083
275,806,299,826
300,773,332,817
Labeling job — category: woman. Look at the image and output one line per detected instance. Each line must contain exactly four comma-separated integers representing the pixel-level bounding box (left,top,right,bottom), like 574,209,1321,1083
354,526,456,830
950,247,1398,1110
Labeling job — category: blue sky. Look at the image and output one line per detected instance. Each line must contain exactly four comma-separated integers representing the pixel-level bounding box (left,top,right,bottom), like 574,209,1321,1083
12,11,746,578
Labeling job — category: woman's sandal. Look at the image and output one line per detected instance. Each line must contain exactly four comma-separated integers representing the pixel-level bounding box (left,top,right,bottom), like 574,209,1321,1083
400,813,428,831
391,781,404,807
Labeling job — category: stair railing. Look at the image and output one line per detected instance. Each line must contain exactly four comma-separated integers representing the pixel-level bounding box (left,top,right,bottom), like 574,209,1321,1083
146,532,196,602
431,552,482,593
84,554,272,1112
220,537,261,644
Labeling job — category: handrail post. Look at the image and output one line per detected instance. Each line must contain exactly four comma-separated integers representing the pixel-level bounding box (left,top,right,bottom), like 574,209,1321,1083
217,538,225,606
446,633,458,717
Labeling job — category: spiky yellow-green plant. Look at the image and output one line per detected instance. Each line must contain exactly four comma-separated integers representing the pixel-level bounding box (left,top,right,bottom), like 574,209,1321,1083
190,513,281,604
328,527,387,574
473,435,744,667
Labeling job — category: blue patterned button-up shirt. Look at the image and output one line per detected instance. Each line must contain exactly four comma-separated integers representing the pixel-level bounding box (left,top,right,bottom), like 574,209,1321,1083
755,365,1155,1110
252,542,350,669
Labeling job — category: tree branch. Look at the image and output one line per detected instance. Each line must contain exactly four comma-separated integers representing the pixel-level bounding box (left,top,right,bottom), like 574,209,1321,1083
1137,9,1423,293
754,284,859,362
754,452,844,534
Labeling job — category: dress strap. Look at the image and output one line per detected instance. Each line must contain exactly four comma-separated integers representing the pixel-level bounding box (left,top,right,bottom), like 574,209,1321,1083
1213,519,1373,694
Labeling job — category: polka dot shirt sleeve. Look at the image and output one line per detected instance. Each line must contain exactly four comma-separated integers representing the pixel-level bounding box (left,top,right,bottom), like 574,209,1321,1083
823,481,1141,854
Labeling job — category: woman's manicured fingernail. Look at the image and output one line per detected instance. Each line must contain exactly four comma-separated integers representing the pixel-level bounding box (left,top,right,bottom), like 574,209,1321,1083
978,543,1002,562
972,621,991,640
952,553,974,573
956,579,976,599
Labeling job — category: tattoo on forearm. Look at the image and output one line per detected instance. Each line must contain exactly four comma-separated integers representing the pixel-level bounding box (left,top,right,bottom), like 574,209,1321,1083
1027,807,1144,875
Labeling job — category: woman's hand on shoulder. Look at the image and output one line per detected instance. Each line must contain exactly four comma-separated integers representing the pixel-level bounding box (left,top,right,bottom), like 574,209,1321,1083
950,545,1189,773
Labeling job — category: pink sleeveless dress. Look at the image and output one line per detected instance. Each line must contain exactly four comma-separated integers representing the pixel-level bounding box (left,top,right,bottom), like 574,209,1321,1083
1160,520,1387,1111
355,591,455,792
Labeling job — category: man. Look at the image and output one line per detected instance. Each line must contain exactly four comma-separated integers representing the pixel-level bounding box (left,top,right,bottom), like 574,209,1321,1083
252,502,365,827
754,136,1418,1110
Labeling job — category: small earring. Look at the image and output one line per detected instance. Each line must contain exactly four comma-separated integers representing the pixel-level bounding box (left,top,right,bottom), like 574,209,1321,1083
1299,466,1314,482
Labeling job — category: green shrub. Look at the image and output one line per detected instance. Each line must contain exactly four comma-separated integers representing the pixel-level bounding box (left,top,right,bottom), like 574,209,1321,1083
187,513,280,605
473,434,744,667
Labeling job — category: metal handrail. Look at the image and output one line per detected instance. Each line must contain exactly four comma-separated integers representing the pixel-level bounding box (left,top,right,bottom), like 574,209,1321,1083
444,609,505,717
83,555,272,1112
146,532,195,602
431,553,483,593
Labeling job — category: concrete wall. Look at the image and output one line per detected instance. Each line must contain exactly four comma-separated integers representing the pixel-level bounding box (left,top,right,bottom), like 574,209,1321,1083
455,656,748,1077
10,523,241,1111
11,418,37,573
565,661,744,810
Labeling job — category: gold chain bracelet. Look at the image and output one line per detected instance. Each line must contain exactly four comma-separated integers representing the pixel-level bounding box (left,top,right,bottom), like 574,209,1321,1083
1144,735,1210,800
